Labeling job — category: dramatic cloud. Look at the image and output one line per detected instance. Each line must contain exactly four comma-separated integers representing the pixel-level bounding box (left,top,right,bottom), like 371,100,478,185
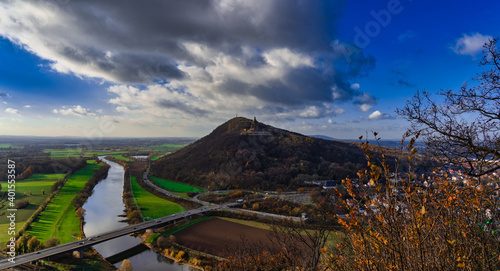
452,33,493,57
53,105,96,117
0,0,377,120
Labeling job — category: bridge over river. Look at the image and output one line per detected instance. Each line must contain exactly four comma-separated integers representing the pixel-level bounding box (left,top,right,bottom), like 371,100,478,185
0,203,236,270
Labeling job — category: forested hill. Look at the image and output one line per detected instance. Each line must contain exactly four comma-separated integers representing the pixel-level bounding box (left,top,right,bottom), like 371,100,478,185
150,117,395,190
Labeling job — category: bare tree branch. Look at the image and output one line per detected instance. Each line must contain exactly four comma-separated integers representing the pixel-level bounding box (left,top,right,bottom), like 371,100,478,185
397,38,500,177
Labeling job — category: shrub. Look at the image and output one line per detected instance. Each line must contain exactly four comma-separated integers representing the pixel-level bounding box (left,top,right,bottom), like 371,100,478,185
325,133,500,270
15,199,29,209
176,250,188,261
45,238,61,248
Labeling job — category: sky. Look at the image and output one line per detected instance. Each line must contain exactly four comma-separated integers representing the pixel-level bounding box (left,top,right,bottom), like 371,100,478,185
0,0,498,139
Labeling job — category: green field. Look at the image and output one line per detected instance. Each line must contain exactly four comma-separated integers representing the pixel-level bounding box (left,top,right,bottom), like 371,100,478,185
0,174,65,242
149,176,205,193
173,192,189,198
26,162,103,243
148,144,186,152
43,148,83,158
43,148,127,158
0,144,22,149
109,154,133,161
150,153,170,161
25,173,66,181
131,176,184,219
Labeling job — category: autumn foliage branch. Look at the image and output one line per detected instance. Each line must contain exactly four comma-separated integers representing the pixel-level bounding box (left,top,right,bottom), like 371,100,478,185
326,132,500,271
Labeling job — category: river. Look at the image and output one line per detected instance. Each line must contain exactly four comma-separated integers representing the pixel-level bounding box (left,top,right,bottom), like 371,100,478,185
82,158,192,270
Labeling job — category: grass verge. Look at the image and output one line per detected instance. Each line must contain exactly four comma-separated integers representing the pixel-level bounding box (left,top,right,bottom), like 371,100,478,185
149,176,205,193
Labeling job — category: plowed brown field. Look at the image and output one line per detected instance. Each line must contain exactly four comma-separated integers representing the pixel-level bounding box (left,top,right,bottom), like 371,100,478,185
173,218,276,257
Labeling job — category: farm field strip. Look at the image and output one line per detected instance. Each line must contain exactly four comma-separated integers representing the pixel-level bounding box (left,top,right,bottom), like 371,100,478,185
218,217,274,231
25,173,66,181
0,174,64,242
172,217,278,257
43,148,127,158
150,153,170,161
0,144,21,148
149,144,186,151
149,176,205,193
26,162,102,243
131,176,185,219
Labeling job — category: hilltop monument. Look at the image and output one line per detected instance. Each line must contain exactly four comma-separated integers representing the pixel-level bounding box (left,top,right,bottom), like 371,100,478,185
242,117,271,136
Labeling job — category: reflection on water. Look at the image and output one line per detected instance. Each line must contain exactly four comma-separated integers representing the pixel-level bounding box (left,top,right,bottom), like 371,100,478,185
83,158,192,270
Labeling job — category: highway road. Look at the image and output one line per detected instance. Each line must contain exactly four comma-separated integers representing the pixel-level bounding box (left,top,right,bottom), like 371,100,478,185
0,202,237,270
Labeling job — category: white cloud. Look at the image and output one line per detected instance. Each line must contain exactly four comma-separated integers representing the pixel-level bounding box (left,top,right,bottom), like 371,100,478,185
5,108,20,115
351,83,360,90
354,92,376,112
23,105,31,108
334,107,345,115
263,48,314,68
298,106,321,118
359,104,373,112
53,105,96,117
368,110,392,120
452,33,493,57
328,119,333,124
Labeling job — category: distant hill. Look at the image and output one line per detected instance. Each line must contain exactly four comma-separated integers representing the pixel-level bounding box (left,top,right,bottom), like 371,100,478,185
150,117,406,190
308,135,337,141
310,135,426,149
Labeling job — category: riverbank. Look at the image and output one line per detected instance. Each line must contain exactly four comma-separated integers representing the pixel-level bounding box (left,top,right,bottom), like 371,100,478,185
83,157,192,270
141,235,204,271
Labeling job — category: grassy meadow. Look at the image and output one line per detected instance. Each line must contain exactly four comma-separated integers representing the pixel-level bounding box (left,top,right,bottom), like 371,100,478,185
43,148,127,158
149,176,205,193
26,161,103,243
131,176,184,219
0,174,65,242
150,153,169,161
148,144,186,152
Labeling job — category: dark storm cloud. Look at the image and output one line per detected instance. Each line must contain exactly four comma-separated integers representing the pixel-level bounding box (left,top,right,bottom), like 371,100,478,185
54,0,342,74
155,99,209,117
0,0,378,117
218,67,335,105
